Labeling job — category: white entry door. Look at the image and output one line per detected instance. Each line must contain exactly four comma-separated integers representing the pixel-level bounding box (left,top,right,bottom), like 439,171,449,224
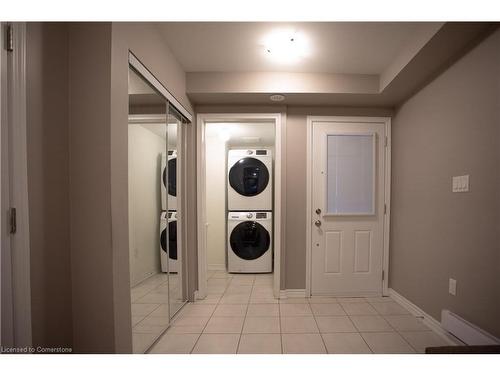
310,117,389,296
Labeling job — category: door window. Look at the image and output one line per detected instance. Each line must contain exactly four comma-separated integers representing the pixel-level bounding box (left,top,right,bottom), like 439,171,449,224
326,134,375,215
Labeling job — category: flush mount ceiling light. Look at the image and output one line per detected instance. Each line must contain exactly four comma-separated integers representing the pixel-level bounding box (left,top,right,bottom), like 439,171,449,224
262,29,310,64
270,94,285,102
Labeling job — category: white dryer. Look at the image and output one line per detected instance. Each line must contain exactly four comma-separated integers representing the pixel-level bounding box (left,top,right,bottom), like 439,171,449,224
227,211,272,273
227,149,272,211
160,211,179,273
161,150,177,211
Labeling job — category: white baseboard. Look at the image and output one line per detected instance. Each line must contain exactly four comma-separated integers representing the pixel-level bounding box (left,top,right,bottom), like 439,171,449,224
441,310,500,345
280,289,306,299
207,264,226,271
388,288,463,346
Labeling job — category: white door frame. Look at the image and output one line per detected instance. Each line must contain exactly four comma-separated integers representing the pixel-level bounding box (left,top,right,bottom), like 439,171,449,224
1,22,32,347
305,116,391,297
196,113,283,299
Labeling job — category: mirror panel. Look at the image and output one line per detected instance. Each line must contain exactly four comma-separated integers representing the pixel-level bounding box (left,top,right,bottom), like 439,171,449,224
128,67,170,353
167,105,187,318
127,57,191,352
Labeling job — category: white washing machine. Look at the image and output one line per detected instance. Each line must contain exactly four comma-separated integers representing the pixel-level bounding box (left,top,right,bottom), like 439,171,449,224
161,150,177,211
160,211,179,273
227,149,272,211
227,211,272,273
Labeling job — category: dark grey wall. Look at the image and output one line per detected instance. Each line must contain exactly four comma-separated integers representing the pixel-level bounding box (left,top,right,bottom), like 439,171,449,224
390,29,500,338
68,23,116,353
26,22,73,349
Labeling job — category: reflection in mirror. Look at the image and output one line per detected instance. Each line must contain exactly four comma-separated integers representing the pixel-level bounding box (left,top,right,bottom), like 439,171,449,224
128,67,170,353
166,106,186,318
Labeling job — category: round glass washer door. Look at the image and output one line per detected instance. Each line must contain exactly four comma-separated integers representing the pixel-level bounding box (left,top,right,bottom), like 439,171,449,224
229,221,270,260
162,157,177,197
229,157,269,197
160,221,177,260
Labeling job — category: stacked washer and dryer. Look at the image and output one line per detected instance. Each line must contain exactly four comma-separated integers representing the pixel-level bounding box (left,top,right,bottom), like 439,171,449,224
159,150,179,273
227,149,273,273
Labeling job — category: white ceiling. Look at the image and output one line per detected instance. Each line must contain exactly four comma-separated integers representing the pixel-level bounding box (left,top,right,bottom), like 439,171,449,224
158,22,425,74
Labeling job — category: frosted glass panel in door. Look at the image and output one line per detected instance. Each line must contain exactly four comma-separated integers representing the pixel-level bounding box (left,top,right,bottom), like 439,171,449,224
326,134,375,214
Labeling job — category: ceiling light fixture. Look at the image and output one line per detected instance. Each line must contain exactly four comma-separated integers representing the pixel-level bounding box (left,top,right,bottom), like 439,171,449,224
262,29,309,64
270,94,285,102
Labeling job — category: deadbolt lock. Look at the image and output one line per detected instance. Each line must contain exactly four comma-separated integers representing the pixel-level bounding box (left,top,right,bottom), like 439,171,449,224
315,208,321,214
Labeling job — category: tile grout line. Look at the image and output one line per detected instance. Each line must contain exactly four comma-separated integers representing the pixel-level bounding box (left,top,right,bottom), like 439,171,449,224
152,274,293,353
151,271,222,354
235,275,255,354
132,274,171,353
189,273,233,354
345,299,382,353
344,311,375,354
390,325,420,353
278,297,284,354
308,298,330,354
355,298,419,353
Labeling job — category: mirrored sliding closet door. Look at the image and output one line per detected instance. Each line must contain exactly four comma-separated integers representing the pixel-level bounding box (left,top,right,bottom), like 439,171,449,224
127,56,190,353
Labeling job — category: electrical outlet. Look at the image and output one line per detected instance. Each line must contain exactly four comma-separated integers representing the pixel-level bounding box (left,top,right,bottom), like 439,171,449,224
449,278,457,296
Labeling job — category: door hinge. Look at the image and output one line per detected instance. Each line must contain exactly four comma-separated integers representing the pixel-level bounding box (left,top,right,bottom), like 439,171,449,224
384,203,387,215
6,24,13,52
384,136,388,147
9,207,16,234
382,270,385,281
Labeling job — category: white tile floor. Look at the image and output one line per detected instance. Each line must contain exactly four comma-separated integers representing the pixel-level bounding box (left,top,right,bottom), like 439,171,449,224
130,272,187,353
149,271,451,354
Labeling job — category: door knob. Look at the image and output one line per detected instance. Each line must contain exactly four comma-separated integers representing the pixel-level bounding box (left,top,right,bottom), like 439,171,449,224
315,208,321,214
314,220,322,227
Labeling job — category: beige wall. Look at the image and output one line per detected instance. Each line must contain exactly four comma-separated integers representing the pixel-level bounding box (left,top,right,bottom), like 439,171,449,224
205,131,227,270
128,126,164,286
390,29,500,337
26,22,73,349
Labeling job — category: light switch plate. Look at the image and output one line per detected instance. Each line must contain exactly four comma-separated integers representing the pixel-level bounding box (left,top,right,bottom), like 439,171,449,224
452,175,469,192
449,278,457,296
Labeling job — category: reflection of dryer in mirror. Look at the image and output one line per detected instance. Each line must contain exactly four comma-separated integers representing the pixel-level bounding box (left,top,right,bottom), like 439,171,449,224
227,149,272,211
161,150,177,211
160,211,179,273
227,211,273,273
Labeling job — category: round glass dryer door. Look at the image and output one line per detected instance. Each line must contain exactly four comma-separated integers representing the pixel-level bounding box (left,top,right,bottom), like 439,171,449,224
229,157,269,196
160,223,177,260
160,228,167,253
230,221,270,260
162,157,177,197
168,220,177,260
